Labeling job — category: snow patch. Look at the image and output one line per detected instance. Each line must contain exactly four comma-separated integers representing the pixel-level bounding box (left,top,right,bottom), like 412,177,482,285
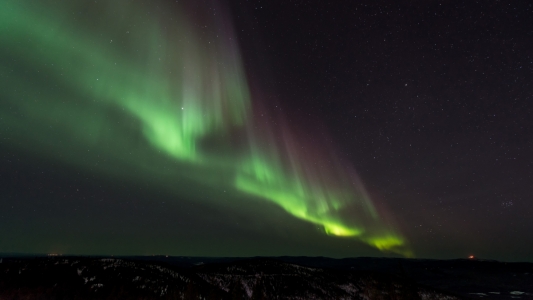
511,291,525,295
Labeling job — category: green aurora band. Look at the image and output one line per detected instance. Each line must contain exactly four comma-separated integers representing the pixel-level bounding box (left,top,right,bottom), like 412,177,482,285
0,0,410,256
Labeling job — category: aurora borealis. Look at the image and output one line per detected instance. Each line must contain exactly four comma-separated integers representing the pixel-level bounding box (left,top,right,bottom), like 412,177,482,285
1,0,532,261
0,0,407,256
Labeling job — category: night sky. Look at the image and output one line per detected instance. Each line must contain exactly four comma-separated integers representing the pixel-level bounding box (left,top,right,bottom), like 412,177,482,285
1,0,532,262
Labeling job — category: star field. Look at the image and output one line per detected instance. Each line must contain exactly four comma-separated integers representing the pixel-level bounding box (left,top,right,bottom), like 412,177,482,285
1,0,532,261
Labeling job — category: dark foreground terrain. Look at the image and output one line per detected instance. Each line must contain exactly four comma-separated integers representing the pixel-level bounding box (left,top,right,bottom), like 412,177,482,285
0,255,531,299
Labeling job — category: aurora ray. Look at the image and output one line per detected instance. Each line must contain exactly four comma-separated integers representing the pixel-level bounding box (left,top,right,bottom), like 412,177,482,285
0,0,410,256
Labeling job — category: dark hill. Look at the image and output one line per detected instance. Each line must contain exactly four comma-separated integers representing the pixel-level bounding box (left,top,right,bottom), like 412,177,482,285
0,256,531,299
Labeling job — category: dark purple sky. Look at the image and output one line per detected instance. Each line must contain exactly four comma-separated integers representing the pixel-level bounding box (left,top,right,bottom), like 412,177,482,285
230,0,533,261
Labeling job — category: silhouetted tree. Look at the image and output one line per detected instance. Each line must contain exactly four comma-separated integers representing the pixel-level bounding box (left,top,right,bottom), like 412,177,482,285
251,277,267,300
230,279,248,300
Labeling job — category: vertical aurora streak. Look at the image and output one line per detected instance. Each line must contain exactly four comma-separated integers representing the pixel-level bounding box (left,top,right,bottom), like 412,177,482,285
0,0,409,255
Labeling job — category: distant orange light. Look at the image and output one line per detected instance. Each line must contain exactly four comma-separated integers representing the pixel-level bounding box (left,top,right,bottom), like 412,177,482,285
468,255,474,259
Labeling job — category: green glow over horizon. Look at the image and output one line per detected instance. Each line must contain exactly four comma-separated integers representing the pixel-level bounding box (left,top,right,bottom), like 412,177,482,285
0,0,410,255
